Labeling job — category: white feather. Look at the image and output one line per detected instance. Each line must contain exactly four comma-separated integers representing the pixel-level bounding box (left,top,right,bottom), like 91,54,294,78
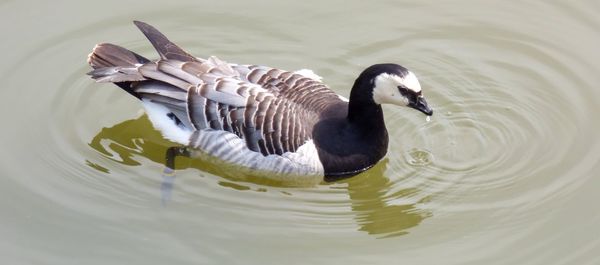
337,95,349,102
294,69,323,82
402,71,421,93
372,71,421,106
188,130,324,185
142,100,192,145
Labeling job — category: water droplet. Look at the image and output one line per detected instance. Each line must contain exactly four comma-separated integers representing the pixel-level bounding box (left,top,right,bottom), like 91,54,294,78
406,148,433,166
426,116,431,122
446,111,453,116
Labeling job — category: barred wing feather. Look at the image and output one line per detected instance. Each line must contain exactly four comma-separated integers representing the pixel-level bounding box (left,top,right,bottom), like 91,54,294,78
89,21,341,158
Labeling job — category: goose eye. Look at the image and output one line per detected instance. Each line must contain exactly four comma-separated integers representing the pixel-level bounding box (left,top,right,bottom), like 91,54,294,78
397,85,409,96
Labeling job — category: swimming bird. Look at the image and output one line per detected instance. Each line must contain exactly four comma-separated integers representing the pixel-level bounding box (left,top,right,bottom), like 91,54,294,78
87,21,433,183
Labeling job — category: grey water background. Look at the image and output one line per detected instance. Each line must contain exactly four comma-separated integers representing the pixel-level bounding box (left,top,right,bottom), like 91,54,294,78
1,0,599,264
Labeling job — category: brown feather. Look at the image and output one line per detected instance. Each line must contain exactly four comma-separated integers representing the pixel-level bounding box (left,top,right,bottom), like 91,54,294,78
133,21,197,62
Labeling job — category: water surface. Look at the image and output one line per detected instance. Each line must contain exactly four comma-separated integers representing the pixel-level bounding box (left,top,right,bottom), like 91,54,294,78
1,0,600,264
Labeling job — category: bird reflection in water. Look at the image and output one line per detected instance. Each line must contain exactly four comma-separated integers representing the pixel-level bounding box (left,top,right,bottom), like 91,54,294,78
88,114,431,237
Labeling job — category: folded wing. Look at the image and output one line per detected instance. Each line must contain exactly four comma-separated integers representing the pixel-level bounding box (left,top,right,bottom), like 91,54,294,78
88,21,340,156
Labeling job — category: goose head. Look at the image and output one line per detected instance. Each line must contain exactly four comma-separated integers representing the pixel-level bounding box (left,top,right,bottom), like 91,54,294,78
350,64,433,116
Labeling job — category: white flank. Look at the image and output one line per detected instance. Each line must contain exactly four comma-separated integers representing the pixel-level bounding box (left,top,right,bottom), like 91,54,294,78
188,130,324,184
294,69,323,82
281,140,323,173
142,100,192,145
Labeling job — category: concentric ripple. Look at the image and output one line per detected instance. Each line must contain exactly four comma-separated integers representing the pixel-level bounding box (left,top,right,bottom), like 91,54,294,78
1,1,600,264
325,1,600,248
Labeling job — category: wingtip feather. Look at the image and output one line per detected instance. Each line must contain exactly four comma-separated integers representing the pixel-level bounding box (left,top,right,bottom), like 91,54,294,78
133,20,155,35
131,20,196,62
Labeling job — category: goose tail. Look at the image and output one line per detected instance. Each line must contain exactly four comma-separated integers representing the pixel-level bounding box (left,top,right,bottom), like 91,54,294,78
86,43,150,98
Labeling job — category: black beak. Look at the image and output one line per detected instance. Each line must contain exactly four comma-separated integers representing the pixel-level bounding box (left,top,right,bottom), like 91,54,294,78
409,96,433,116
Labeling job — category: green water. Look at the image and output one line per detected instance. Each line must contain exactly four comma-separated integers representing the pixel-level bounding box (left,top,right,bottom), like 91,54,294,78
1,0,600,264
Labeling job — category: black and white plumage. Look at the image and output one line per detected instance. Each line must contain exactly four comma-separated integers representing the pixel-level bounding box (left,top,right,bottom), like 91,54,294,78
87,21,433,183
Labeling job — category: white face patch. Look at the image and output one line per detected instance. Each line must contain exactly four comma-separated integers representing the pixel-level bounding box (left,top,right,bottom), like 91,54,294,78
372,72,422,106
401,71,422,93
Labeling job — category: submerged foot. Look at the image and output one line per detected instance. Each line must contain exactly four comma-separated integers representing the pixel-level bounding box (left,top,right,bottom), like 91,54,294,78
160,146,190,205
161,167,176,206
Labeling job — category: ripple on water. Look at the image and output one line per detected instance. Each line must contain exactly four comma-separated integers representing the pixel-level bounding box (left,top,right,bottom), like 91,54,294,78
1,5,600,250
344,16,600,242
405,148,434,167
0,13,395,240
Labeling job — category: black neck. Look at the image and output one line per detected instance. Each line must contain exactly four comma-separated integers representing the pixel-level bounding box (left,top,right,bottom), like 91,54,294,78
312,77,389,178
347,75,386,132
347,75,389,165
316,63,414,178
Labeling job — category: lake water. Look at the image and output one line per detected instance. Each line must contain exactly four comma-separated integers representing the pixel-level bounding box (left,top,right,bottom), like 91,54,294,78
1,0,600,264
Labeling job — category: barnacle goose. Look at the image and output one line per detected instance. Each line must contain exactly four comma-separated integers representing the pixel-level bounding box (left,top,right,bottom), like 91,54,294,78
87,21,433,183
